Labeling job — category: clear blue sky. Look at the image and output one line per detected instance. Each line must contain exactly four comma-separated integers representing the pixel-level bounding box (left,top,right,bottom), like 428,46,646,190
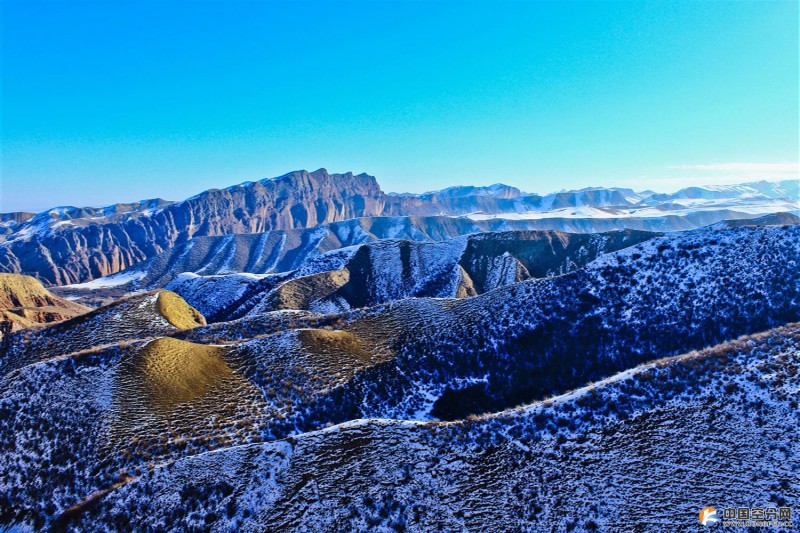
2,0,798,212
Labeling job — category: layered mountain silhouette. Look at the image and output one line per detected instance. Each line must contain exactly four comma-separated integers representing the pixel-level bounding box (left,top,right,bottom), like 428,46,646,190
1,169,796,285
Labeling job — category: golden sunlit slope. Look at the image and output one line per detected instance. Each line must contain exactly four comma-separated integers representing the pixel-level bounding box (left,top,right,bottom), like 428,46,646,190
155,290,206,330
0,273,89,332
135,337,231,410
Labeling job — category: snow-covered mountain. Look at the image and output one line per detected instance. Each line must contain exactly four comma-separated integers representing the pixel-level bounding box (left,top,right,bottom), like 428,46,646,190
642,179,798,202
2,223,798,530
53,209,798,310
170,224,800,425
181,229,655,320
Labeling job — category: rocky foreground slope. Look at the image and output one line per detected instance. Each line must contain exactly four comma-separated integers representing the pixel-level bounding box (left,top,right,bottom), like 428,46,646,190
79,323,800,532
3,322,797,531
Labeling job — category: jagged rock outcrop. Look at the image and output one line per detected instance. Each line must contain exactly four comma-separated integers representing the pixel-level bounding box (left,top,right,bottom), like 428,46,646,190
96,216,487,291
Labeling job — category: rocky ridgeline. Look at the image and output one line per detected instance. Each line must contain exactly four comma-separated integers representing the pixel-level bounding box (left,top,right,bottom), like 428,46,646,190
0,170,387,285
3,170,795,286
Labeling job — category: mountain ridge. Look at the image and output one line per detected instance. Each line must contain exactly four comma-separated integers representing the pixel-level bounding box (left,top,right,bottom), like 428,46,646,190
78,322,799,531
1,170,796,285
0,273,88,332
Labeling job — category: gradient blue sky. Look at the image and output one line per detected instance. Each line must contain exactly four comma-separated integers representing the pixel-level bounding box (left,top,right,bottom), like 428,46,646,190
2,0,798,212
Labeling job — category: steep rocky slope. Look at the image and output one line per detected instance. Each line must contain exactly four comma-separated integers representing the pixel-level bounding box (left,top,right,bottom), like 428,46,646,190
0,170,387,285
54,227,654,316
0,273,88,333
0,212,35,237
214,229,654,319
55,216,487,297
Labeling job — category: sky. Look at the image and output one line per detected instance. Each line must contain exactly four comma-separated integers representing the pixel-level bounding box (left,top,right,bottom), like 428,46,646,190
1,0,798,212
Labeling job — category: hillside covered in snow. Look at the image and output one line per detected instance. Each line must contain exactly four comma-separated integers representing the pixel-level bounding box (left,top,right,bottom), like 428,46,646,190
0,221,798,530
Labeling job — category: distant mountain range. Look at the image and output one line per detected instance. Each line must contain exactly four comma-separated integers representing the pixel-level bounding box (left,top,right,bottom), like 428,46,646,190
0,169,796,285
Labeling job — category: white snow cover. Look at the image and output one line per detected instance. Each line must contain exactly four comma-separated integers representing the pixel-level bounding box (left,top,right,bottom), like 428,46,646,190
62,269,147,289
166,272,270,317
467,198,799,221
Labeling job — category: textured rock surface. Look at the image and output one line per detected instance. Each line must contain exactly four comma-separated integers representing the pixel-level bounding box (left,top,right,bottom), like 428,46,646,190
0,212,35,237
104,215,487,290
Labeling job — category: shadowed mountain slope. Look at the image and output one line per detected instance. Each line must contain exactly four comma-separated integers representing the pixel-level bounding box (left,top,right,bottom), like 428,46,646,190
41,324,800,530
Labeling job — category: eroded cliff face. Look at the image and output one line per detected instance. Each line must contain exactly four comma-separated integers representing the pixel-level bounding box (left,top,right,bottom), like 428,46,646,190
0,169,388,285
